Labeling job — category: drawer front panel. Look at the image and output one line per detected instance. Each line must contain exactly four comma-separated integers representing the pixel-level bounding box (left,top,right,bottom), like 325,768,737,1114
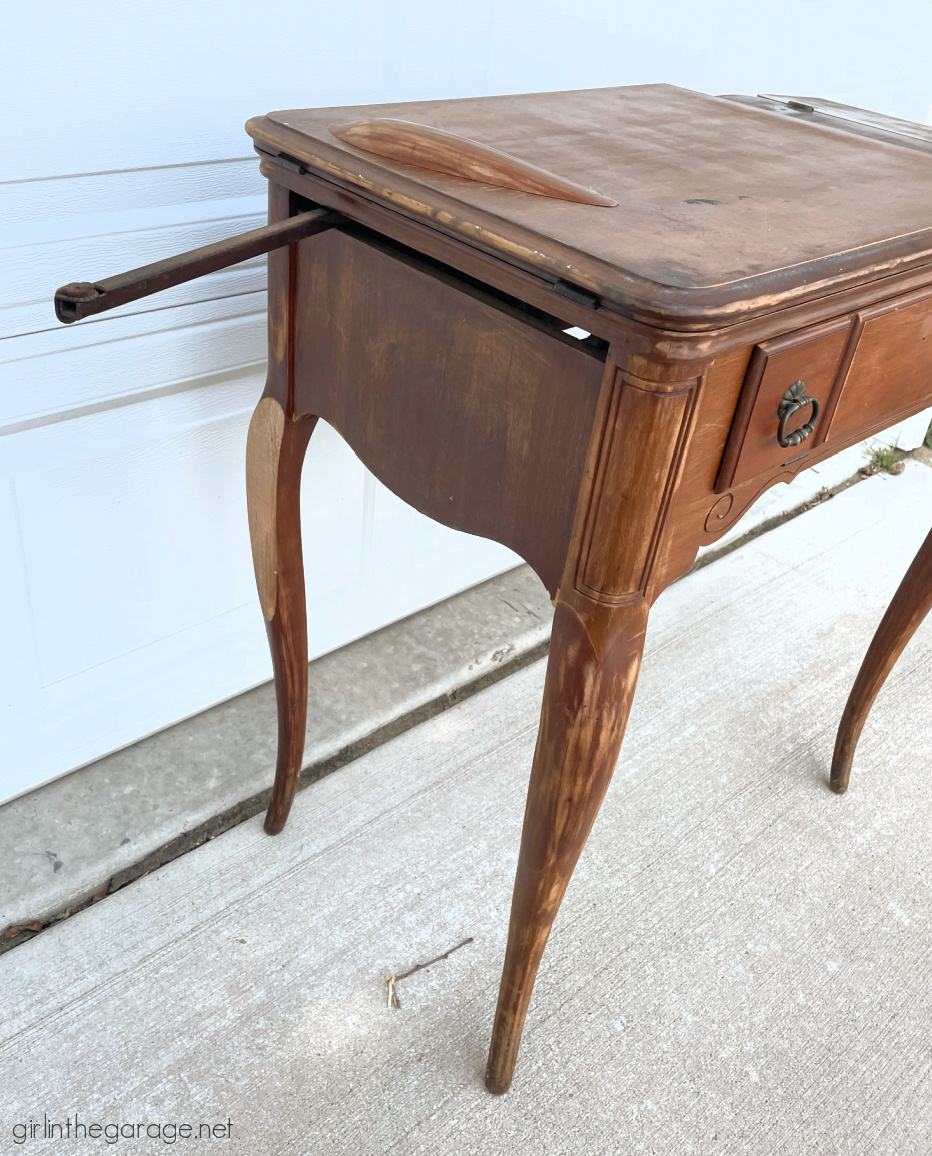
717,319,853,491
827,290,932,442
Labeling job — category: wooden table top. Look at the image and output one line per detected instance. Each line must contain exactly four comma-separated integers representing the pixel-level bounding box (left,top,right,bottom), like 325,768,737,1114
247,85,932,330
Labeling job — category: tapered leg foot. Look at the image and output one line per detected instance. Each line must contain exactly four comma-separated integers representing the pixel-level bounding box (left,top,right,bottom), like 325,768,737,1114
485,593,650,1094
831,524,932,794
246,396,317,835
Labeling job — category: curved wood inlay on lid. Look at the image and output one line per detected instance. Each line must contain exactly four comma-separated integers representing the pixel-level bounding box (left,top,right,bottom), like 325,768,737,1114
329,118,618,207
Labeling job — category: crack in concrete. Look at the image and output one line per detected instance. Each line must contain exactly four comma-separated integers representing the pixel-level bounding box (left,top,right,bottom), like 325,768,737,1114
0,642,549,956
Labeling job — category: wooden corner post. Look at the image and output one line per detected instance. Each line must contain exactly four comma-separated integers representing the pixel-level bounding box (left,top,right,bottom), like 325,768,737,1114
485,355,701,1093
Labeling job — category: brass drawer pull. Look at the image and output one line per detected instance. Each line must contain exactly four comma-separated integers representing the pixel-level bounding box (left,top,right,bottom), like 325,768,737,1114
777,380,820,447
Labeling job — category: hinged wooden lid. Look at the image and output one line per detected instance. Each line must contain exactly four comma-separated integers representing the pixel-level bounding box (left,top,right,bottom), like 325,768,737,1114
246,84,932,332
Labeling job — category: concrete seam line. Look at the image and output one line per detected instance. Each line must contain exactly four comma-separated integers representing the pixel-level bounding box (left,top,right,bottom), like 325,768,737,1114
0,637,550,955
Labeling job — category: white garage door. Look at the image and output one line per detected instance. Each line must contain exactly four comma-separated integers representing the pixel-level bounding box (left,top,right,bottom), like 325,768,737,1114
0,151,519,803
0,29,524,805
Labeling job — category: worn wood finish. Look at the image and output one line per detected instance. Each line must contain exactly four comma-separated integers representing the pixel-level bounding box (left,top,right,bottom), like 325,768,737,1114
248,85,932,330
831,526,932,794
258,157,630,346
576,373,696,602
827,288,932,442
261,155,932,366
485,356,702,1092
293,226,606,597
247,182,320,836
329,118,618,206
246,397,286,621
486,593,650,1094
255,121,932,1073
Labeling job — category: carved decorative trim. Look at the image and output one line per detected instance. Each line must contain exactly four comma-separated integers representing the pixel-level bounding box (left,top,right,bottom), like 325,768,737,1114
703,469,797,538
704,492,735,533
575,371,698,605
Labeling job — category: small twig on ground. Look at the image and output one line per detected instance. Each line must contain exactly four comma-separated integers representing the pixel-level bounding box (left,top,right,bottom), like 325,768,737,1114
386,936,474,1009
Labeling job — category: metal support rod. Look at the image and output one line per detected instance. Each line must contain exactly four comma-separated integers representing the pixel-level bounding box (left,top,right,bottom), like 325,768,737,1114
53,207,343,323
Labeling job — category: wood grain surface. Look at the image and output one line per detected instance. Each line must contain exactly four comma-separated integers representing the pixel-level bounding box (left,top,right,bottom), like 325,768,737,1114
246,397,285,621
485,344,702,1092
329,118,617,205
485,594,650,1094
832,523,932,793
293,226,606,597
828,288,932,442
248,85,932,328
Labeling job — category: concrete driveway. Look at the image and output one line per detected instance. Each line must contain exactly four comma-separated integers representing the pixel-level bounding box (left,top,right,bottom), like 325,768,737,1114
3,462,931,1155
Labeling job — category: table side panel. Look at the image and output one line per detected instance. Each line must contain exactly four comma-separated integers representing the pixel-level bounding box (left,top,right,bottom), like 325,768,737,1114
292,229,606,596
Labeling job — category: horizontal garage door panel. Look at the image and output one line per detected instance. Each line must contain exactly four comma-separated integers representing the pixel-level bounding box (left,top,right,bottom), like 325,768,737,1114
0,147,519,806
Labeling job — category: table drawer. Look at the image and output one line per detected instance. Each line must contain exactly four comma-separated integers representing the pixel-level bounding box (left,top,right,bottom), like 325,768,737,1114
717,318,854,490
718,286,932,492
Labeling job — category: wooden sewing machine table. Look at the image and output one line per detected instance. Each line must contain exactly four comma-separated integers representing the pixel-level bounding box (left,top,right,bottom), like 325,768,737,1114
55,85,932,1093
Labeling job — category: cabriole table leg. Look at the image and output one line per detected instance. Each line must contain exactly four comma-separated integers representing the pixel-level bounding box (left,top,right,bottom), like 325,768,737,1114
245,396,318,834
832,523,932,793
485,590,650,1094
